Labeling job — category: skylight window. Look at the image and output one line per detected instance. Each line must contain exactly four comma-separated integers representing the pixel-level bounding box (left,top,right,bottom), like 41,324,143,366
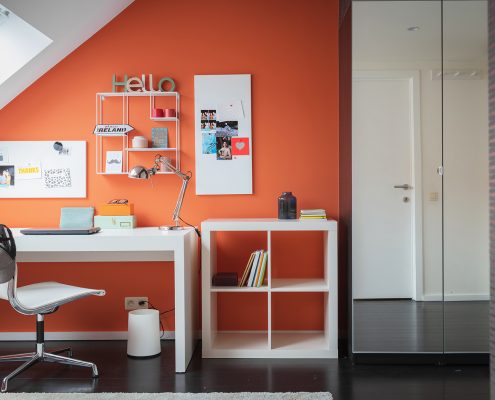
0,4,52,85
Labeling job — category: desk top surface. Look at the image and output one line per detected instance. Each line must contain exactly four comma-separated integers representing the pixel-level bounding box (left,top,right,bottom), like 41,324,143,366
201,218,337,231
12,227,194,238
12,227,196,254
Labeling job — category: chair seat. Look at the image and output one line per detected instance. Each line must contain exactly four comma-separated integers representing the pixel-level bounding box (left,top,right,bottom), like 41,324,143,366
15,282,105,310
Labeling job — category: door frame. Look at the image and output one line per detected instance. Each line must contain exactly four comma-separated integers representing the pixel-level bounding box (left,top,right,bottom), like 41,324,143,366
352,70,424,301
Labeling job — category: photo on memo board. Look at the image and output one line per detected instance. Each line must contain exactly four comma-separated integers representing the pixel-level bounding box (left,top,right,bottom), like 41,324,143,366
216,136,232,160
0,165,15,187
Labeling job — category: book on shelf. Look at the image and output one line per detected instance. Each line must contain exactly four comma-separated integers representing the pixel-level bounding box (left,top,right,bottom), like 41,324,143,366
239,249,268,287
151,127,168,148
256,251,268,287
247,250,261,287
239,252,255,287
300,208,327,220
254,251,264,286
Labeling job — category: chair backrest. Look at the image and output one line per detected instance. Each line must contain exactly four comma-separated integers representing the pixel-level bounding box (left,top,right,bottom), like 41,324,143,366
0,225,16,287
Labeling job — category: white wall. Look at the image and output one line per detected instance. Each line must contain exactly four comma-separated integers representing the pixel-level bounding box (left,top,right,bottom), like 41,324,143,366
443,66,489,300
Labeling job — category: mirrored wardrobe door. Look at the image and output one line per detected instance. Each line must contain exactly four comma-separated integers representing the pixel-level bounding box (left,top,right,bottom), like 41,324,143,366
442,0,489,353
352,1,444,353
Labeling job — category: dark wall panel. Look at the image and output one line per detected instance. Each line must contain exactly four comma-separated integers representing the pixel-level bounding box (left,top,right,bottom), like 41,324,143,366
489,0,495,397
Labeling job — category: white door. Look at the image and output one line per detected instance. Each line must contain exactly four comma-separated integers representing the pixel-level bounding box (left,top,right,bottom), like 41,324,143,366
352,71,422,300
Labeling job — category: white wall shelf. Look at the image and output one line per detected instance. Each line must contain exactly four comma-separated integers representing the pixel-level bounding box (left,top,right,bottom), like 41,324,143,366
95,91,180,175
201,218,338,359
97,91,179,97
270,278,329,292
125,147,177,152
150,117,178,122
210,286,269,293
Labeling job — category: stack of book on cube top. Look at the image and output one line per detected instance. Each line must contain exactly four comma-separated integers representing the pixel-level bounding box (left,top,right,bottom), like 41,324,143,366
239,250,268,287
299,209,327,220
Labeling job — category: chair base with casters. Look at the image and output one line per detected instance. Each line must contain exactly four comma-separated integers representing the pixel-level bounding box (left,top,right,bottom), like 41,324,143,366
0,225,105,392
0,314,99,393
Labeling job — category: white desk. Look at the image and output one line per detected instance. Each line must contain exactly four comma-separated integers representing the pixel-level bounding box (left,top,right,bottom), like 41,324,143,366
11,227,199,373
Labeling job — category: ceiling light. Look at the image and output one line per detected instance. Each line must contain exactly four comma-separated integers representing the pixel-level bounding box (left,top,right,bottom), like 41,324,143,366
407,26,420,32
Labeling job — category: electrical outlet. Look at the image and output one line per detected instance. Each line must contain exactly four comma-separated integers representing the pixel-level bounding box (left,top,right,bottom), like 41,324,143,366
125,296,148,311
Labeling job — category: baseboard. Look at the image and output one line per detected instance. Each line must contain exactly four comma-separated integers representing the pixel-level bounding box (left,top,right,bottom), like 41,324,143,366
422,293,489,301
0,331,176,341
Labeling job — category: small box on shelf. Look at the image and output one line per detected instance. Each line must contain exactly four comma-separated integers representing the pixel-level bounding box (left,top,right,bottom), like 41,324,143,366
212,272,238,287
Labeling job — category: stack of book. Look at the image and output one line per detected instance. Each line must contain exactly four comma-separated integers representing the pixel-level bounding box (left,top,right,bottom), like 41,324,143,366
239,250,268,287
300,209,327,220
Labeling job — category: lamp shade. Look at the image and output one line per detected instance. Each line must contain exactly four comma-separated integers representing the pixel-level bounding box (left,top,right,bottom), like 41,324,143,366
128,166,149,179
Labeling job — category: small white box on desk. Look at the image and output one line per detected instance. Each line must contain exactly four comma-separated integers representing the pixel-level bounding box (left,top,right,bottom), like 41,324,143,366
94,215,137,229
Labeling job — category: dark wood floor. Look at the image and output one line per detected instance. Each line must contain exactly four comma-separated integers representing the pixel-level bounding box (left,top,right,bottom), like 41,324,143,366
0,340,488,400
353,300,489,353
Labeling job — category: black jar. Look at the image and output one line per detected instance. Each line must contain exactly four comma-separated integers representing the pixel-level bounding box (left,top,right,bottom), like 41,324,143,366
278,192,297,219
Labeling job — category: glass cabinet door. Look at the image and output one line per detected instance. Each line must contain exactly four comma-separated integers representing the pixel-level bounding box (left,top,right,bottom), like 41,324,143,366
442,0,489,353
352,0,444,353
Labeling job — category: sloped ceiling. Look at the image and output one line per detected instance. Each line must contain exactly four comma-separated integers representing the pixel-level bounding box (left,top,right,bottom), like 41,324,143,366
0,0,134,110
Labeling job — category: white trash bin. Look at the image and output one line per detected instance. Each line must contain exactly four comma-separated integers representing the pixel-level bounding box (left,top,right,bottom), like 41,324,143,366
127,309,161,358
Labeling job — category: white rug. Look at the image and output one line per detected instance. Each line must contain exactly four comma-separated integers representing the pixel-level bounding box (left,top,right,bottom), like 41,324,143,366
0,393,332,400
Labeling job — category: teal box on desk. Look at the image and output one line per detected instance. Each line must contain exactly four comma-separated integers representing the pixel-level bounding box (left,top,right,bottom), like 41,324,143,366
60,207,94,229
94,215,136,229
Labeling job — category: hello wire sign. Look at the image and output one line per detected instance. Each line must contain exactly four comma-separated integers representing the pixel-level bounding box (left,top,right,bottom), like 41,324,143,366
112,74,176,93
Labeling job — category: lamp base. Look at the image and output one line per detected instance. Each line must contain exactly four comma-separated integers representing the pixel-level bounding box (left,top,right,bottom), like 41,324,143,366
159,225,183,231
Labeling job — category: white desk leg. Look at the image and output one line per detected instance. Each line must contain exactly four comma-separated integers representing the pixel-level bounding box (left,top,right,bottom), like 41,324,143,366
174,231,199,373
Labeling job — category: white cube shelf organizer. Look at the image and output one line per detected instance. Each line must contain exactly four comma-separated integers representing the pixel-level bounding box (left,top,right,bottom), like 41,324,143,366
201,218,338,359
95,91,180,175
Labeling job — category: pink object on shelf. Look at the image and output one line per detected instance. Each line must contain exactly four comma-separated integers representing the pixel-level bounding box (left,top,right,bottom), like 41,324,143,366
152,108,164,118
164,108,176,118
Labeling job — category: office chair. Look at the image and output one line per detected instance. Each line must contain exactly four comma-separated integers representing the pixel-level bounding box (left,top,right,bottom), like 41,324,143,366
0,224,105,392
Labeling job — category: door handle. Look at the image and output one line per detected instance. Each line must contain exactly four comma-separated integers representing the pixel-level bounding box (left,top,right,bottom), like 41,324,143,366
393,184,411,190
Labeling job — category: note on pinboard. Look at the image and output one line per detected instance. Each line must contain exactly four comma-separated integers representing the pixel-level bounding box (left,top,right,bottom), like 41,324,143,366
0,141,86,198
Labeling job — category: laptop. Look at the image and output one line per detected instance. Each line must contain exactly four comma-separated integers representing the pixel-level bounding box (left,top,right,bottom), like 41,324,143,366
20,227,101,235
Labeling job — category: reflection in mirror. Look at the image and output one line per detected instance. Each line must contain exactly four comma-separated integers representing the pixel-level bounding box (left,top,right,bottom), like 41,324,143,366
443,0,488,353
352,0,488,354
352,0,444,353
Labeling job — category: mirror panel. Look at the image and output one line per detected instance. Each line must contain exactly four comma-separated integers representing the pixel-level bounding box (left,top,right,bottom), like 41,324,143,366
442,0,489,353
352,0,444,353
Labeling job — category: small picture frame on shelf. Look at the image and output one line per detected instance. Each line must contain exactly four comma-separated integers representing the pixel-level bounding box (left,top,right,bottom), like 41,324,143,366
105,151,123,174
152,127,168,148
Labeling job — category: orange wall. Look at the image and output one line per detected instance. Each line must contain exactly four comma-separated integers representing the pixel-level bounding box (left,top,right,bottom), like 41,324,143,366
0,0,339,332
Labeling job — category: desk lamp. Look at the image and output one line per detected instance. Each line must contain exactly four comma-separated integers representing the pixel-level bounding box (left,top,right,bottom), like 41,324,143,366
128,155,191,230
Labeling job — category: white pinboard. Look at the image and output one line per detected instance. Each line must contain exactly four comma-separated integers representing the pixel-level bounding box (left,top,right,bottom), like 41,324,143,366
0,141,86,198
194,74,253,195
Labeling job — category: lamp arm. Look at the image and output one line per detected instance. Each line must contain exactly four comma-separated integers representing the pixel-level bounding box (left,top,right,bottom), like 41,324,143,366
172,176,190,227
154,156,189,179
154,156,191,227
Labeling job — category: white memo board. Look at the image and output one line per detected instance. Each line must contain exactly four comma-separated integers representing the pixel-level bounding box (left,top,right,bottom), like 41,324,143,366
0,141,86,198
194,74,253,195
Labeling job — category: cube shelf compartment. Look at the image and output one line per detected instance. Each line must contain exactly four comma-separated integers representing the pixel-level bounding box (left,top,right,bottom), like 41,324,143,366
201,218,338,359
